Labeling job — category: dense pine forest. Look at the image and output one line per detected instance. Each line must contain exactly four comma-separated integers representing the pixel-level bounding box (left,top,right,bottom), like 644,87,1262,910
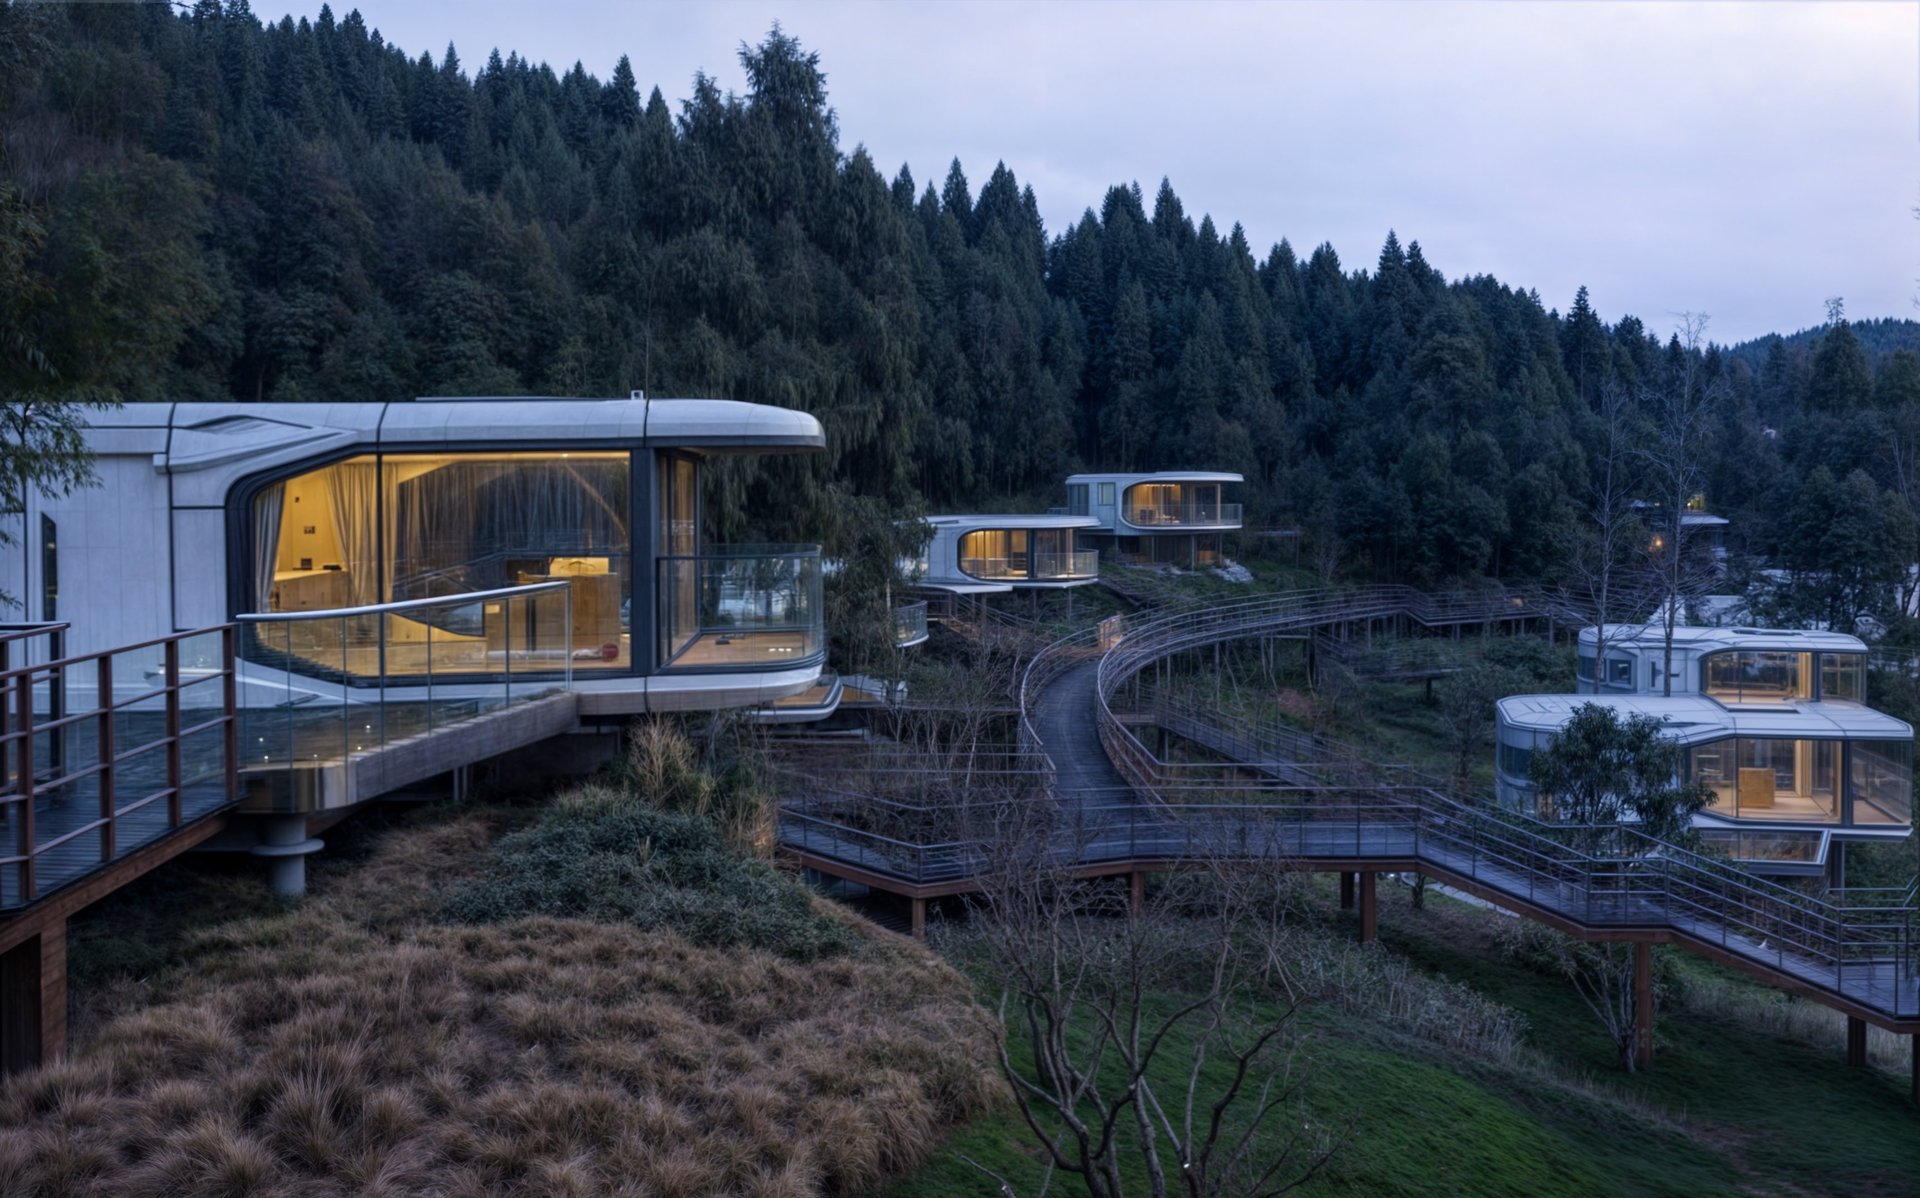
4,2,1919,615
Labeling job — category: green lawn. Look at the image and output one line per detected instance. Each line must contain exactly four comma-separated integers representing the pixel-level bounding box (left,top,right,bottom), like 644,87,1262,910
884,883,1920,1198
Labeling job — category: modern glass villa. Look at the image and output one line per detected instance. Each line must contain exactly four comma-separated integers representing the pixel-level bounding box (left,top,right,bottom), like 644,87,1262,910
913,514,1103,593
3,398,830,717
1497,625,1913,876
1064,471,1243,567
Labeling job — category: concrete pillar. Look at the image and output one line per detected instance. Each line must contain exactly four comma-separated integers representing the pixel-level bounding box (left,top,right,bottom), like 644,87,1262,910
1634,942,1654,1068
250,814,324,897
0,920,64,1076
910,897,927,942
1338,871,1355,910
1911,1034,1919,1103
1847,1017,1868,1068
1359,873,1377,944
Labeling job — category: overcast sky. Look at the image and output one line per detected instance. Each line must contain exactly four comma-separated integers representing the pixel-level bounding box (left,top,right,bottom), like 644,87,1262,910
284,0,1918,345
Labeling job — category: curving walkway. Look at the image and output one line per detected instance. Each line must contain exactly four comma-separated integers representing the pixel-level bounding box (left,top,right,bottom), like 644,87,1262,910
781,585,1920,1037
1064,589,1920,1031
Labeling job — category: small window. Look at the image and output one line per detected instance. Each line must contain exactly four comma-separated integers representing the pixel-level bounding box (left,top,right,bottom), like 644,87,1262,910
1097,482,1115,505
1607,658,1631,685
1067,484,1089,515
40,514,56,621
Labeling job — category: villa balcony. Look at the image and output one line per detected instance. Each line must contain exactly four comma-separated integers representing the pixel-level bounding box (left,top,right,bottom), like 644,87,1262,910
656,545,825,671
1120,500,1243,530
959,550,1098,582
895,600,930,647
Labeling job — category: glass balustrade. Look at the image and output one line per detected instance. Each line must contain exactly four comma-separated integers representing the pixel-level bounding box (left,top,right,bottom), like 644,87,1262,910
237,582,571,811
894,600,929,647
655,546,824,671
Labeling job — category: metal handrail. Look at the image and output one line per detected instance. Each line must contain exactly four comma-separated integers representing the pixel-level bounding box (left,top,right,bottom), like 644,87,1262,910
1078,588,1920,1012
234,580,573,624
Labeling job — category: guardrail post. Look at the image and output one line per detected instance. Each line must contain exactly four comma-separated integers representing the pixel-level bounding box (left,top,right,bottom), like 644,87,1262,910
221,626,238,803
163,638,182,827
15,671,35,902
96,655,114,862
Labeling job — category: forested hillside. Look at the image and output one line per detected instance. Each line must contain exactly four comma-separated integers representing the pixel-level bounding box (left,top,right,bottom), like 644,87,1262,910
4,1,1918,606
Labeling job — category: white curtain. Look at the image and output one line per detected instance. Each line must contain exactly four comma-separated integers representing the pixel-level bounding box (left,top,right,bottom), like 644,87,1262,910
252,484,283,612
324,461,383,607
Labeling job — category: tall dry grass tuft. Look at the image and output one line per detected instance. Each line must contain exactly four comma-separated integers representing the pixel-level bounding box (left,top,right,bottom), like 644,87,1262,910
2,805,1003,1197
625,715,775,853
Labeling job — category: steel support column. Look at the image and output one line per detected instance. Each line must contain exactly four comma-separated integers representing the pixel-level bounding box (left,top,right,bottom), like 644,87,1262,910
910,897,926,942
1847,1017,1868,1068
1359,872,1377,943
1130,870,1145,919
1338,871,1355,910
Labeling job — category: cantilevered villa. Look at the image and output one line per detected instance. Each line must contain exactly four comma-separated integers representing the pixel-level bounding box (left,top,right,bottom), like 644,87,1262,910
1,397,828,886
913,514,1101,593
1064,471,1243,568
1496,625,1913,877
9,399,828,712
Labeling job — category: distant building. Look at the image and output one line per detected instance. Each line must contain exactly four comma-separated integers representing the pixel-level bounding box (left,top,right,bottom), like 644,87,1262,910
1496,624,1912,879
1063,471,1243,568
913,514,1102,592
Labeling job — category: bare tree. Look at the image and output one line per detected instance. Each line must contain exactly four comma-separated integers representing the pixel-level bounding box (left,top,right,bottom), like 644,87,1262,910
1638,313,1725,695
1534,935,1650,1074
1564,378,1651,684
953,809,1341,1198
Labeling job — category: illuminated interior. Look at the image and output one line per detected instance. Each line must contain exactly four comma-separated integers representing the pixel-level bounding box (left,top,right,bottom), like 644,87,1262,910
1121,481,1228,527
253,452,630,675
1688,737,1912,825
958,528,1094,581
1701,651,1865,705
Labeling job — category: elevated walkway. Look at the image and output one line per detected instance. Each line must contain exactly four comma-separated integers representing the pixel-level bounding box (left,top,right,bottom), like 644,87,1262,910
782,586,1920,1095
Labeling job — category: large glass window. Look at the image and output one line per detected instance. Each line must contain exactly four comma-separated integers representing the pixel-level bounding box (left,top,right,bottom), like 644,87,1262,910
959,529,1027,580
1067,484,1089,515
1032,528,1095,579
256,451,632,675
959,528,1095,581
1820,653,1866,703
1851,741,1913,825
1121,482,1235,527
1702,651,1811,704
1576,654,1596,683
658,455,699,665
1497,740,1531,780
1689,737,1840,823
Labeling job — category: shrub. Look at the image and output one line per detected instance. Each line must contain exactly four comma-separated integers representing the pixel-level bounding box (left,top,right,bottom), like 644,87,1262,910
445,785,856,961
621,716,775,853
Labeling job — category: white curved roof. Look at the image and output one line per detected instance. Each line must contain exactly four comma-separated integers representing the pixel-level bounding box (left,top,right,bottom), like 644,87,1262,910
1578,624,1868,655
93,398,825,475
1497,693,1911,744
1066,470,1244,485
926,513,1103,530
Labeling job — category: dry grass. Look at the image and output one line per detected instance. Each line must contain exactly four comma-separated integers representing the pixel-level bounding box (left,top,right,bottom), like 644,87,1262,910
2,810,1004,1197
